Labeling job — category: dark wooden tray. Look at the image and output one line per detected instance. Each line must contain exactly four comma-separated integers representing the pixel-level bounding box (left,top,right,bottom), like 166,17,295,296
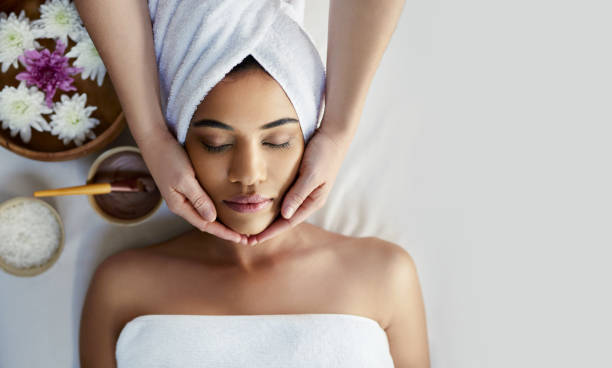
0,0,125,161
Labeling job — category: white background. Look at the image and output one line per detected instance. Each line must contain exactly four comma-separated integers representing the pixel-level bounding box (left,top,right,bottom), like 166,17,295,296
1,0,611,367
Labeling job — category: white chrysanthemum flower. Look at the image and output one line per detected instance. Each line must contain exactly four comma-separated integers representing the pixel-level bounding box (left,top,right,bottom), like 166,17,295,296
32,0,84,45
65,30,106,86
0,81,52,143
49,93,99,146
0,11,42,73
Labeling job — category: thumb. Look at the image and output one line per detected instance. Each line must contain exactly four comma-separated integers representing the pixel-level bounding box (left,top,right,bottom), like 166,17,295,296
181,177,216,222
281,173,317,219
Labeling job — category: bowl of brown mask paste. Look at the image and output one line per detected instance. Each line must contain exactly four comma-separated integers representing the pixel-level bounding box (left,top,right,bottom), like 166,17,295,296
87,146,162,225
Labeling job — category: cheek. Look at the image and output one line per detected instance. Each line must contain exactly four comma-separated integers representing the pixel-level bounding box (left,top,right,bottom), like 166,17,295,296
195,158,227,189
269,148,303,190
186,143,227,190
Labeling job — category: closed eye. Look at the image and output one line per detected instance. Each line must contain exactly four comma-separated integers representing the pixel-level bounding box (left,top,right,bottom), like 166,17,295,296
201,142,231,153
200,141,291,153
263,142,291,149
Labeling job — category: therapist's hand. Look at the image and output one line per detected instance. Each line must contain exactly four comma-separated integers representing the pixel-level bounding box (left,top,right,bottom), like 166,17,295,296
247,125,350,246
139,131,248,244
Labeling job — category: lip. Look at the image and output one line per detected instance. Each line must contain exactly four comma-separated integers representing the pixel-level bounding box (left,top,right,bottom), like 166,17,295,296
223,194,273,213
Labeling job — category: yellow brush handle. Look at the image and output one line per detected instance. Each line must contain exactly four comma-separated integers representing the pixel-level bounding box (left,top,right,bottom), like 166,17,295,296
34,183,112,197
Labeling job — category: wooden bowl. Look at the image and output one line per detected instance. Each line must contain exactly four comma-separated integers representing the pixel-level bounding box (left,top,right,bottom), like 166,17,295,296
0,197,65,277
0,0,125,161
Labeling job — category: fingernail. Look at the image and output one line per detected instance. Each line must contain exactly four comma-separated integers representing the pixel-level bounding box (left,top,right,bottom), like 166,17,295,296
283,206,295,219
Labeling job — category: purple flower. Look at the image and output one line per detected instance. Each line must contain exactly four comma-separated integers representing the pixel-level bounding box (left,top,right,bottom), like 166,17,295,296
16,39,82,108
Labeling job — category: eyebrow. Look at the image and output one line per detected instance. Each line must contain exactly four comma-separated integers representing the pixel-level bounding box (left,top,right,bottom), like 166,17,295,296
192,118,299,131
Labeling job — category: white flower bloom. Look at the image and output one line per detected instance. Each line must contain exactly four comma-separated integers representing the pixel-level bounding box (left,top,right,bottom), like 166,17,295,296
65,30,106,86
0,11,42,73
49,93,99,146
0,81,52,143
32,0,84,45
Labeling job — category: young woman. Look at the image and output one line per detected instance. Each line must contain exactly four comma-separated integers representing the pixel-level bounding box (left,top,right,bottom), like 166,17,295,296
79,56,430,367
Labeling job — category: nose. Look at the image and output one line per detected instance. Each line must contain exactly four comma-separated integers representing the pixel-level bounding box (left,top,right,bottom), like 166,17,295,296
227,140,267,186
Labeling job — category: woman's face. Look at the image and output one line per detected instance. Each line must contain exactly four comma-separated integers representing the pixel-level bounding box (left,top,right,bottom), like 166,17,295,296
184,69,304,236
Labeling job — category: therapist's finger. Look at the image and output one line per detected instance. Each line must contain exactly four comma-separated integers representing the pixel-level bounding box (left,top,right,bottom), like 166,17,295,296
179,176,217,222
281,172,320,219
251,186,324,245
281,187,323,227
248,218,291,246
173,199,244,244
202,221,249,245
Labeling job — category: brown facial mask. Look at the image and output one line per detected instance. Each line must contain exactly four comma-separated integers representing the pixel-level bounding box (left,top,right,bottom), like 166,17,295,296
91,151,161,220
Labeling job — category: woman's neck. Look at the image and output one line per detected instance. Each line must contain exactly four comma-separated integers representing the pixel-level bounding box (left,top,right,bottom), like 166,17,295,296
191,223,310,273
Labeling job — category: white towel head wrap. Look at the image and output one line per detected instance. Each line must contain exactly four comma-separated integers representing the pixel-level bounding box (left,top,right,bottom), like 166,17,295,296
147,0,326,145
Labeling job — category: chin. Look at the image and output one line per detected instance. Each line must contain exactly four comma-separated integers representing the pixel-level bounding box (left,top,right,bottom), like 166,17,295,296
219,213,276,236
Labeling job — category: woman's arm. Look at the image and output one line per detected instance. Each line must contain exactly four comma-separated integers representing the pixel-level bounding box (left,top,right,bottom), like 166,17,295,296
385,248,431,368
73,0,246,244
79,255,128,368
72,0,166,145
318,0,407,145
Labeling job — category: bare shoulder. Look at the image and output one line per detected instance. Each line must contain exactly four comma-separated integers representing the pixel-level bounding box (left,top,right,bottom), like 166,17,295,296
301,224,416,282
364,237,419,292
83,247,157,320
359,236,415,265
91,247,154,290
341,235,417,282
342,236,421,325
85,230,202,307
83,242,175,320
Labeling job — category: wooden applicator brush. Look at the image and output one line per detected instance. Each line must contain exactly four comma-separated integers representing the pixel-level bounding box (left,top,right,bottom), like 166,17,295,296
33,176,157,197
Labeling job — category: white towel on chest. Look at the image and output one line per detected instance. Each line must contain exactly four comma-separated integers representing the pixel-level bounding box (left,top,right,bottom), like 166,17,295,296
115,314,395,367
147,0,326,144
